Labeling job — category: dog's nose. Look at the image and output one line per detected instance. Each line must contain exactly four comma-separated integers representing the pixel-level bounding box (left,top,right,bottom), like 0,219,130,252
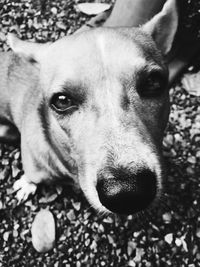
97,168,157,214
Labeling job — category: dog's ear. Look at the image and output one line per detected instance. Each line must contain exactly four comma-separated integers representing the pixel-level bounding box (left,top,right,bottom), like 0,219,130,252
7,33,50,62
142,0,178,55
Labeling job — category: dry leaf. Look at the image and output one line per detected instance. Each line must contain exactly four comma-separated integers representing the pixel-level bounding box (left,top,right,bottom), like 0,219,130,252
31,209,56,253
76,3,111,15
182,72,200,96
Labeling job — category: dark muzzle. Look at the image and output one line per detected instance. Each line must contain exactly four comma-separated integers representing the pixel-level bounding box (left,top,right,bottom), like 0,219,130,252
97,167,157,214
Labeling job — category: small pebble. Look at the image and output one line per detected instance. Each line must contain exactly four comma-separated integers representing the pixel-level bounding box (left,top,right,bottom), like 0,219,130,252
31,209,56,253
3,231,10,241
175,238,182,247
162,213,172,224
66,210,76,221
0,32,6,42
164,233,173,245
196,228,200,238
51,7,57,14
72,201,81,211
127,241,136,256
128,260,136,267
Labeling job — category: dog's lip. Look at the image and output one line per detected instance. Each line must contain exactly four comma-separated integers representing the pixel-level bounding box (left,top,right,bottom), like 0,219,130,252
101,194,161,216
115,190,163,217
80,182,112,214
82,186,162,216
97,197,160,217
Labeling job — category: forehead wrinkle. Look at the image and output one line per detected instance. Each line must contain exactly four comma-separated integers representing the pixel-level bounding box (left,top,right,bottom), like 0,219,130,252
95,31,147,75
93,32,144,120
93,34,122,127
96,34,107,67
94,33,145,111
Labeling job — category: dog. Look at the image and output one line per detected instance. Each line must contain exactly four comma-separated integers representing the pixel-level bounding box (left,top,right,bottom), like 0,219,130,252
0,0,178,215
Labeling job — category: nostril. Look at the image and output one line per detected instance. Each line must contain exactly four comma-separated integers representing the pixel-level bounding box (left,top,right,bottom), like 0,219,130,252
97,169,157,214
135,169,157,210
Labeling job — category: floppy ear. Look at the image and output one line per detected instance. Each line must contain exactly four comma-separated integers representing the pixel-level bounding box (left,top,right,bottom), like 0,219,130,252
7,33,50,62
142,0,178,55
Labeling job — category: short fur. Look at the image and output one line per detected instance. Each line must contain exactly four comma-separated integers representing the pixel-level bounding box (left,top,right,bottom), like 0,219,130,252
0,0,178,214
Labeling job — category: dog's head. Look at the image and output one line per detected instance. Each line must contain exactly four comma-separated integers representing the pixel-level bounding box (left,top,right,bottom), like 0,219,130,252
8,0,178,214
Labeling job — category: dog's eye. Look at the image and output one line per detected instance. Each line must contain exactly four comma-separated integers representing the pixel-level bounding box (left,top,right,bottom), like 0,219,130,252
140,72,166,97
51,93,77,113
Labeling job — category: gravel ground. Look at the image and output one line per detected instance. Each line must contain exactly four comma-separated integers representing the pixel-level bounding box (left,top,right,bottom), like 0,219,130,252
1,0,200,266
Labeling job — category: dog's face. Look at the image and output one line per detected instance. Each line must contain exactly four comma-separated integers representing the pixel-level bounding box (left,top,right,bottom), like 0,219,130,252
41,29,170,215
9,0,178,214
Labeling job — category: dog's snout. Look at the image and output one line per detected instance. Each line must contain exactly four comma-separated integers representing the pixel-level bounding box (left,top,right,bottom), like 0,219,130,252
97,168,157,214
